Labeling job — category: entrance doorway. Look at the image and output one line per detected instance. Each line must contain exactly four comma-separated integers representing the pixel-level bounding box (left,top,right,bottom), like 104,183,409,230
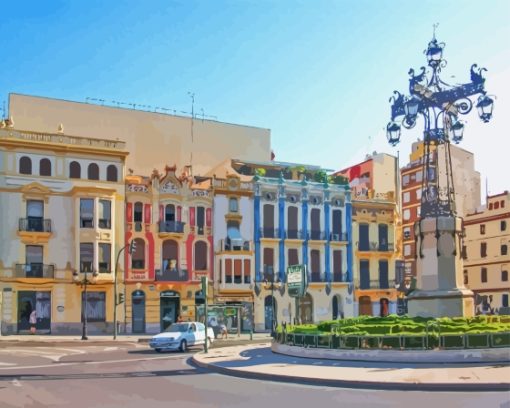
359,296,372,316
264,295,276,330
380,298,389,317
160,291,180,332
132,290,145,333
18,291,51,334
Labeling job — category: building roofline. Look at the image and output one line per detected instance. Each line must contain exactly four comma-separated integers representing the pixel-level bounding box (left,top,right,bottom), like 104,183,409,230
8,92,271,132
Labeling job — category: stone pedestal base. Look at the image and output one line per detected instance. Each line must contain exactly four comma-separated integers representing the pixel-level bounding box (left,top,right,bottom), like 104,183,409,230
407,289,474,318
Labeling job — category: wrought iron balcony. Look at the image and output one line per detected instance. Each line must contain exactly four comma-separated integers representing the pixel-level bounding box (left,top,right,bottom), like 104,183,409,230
221,238,251,251
159,220,185,233
309,230,326,241
310,272,323,282
329,232,348,242
155,268,189,281
357,241,394,252
18,218,51,233
15,263,54,278
332,273,343,282
358,279,390,290
285,229,304,239
259,228,279,238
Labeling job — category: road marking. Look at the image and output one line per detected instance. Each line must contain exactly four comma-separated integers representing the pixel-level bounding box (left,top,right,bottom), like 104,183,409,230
0,362,16,366
10,379,22,387
103,347,118,351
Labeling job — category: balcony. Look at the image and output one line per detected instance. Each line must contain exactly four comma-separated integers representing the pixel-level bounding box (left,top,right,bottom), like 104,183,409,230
19,218,52,233
329,232,348,242
131,260,145,270
310,272,323,282
219,238,251,252
358,279,390,290
332,273,343,282
159,220,185,234
286,229,303,240
309,230,326,241
155,268,189,282
15,263,54,278
357,241,395,252
259,228,279,239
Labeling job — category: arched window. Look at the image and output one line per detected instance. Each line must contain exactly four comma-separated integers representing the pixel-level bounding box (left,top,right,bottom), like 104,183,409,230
19,156,32,175
134,202,143,222
70,161,81,178
194,241,208,270
39,158,51,176
106,165,118,182
131,238,145,269
87,163,99,180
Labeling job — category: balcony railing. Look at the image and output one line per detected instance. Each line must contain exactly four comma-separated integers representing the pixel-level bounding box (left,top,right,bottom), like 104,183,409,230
98,219,111,229
220,238,251,251
309,230,326,241
15,263,54,278
260,228,279,238
159,220,185,233
332,273,343,282
19,218,52,233
0,128,126,150
329,232,348,242
155,268,189,281
359,279,390,290
131,260,145,270
357,241,395,252
310,272,323,282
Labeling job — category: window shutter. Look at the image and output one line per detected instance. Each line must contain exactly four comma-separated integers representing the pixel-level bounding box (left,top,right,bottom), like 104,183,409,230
144,204,151,224
126,203,133,222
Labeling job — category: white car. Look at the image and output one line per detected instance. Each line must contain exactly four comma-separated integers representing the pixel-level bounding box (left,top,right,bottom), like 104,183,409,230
149,322,215,352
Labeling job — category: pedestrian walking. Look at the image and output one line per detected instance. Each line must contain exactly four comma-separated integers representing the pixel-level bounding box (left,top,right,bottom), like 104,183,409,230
220,323,228,339
29,309,37,334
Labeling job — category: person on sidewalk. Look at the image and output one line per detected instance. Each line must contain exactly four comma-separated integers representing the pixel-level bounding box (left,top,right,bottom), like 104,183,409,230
29,310,37,334
220,323,228,339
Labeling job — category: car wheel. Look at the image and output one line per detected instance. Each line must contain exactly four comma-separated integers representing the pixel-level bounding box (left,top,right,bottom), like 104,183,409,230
179,340,187,352
155,348,162,353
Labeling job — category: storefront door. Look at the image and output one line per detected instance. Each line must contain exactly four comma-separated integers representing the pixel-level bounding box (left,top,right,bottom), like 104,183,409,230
17,291,51,333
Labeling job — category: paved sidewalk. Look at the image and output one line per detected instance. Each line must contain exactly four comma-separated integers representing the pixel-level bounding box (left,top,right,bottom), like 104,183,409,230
0,333,271,347
192,343,510,392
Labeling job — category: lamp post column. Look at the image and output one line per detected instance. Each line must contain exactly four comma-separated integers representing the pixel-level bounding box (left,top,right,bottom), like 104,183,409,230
82,269,88,341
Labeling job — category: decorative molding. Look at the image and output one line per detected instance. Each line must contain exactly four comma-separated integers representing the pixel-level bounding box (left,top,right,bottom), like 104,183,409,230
161,181,179,194
127,184,149,193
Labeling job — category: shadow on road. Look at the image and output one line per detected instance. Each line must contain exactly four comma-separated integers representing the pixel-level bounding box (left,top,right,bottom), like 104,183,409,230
0,367,209,382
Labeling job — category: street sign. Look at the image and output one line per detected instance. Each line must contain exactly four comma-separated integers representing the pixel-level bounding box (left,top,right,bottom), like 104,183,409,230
287,264,307,298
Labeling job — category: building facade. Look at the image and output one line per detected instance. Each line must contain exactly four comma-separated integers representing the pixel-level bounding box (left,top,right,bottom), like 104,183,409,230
123,166,214,334
235,161,354,331
336,153,401,316
0,126,127,334
401,142,481,278
463,192,510,314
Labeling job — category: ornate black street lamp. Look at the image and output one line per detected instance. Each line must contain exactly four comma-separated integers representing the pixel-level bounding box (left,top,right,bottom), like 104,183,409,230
387,26,495,217
73,269,98,340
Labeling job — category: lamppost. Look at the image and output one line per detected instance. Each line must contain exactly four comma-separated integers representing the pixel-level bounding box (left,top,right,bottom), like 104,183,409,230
386,26,494,218
264,269,281,337
113,240,136,340
73,269,98,340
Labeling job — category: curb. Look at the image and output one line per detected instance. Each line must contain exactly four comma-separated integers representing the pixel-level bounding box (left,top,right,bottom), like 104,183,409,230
190,354,510,392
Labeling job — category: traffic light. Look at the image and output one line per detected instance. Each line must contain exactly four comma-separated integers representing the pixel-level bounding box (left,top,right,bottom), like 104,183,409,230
195,290,205,305
129,240,136,254
118,293,125,305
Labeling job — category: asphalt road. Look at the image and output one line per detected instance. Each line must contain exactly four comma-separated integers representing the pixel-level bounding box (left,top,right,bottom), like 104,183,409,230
0,345,508,408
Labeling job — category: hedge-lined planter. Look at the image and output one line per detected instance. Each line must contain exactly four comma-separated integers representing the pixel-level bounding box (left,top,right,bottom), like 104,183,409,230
276,332,510,351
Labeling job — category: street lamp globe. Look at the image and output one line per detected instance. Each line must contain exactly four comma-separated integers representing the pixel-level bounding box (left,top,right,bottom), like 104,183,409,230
476,94,494,123
404,96,420,119
426,41,443,66
72,270,80,283
386,121,401,146
451,120,465,144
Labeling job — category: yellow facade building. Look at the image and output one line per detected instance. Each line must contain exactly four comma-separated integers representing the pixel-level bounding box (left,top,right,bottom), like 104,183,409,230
0,125,127,334
463,192,510,314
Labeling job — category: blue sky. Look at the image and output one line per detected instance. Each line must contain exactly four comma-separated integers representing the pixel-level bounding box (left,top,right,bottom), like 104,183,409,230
1,0,508,199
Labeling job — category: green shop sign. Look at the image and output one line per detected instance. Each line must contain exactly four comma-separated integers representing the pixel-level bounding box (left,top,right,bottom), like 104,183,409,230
287,264,307,298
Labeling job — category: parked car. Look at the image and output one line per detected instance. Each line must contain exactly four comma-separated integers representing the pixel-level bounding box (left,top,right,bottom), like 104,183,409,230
149,322,215,352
